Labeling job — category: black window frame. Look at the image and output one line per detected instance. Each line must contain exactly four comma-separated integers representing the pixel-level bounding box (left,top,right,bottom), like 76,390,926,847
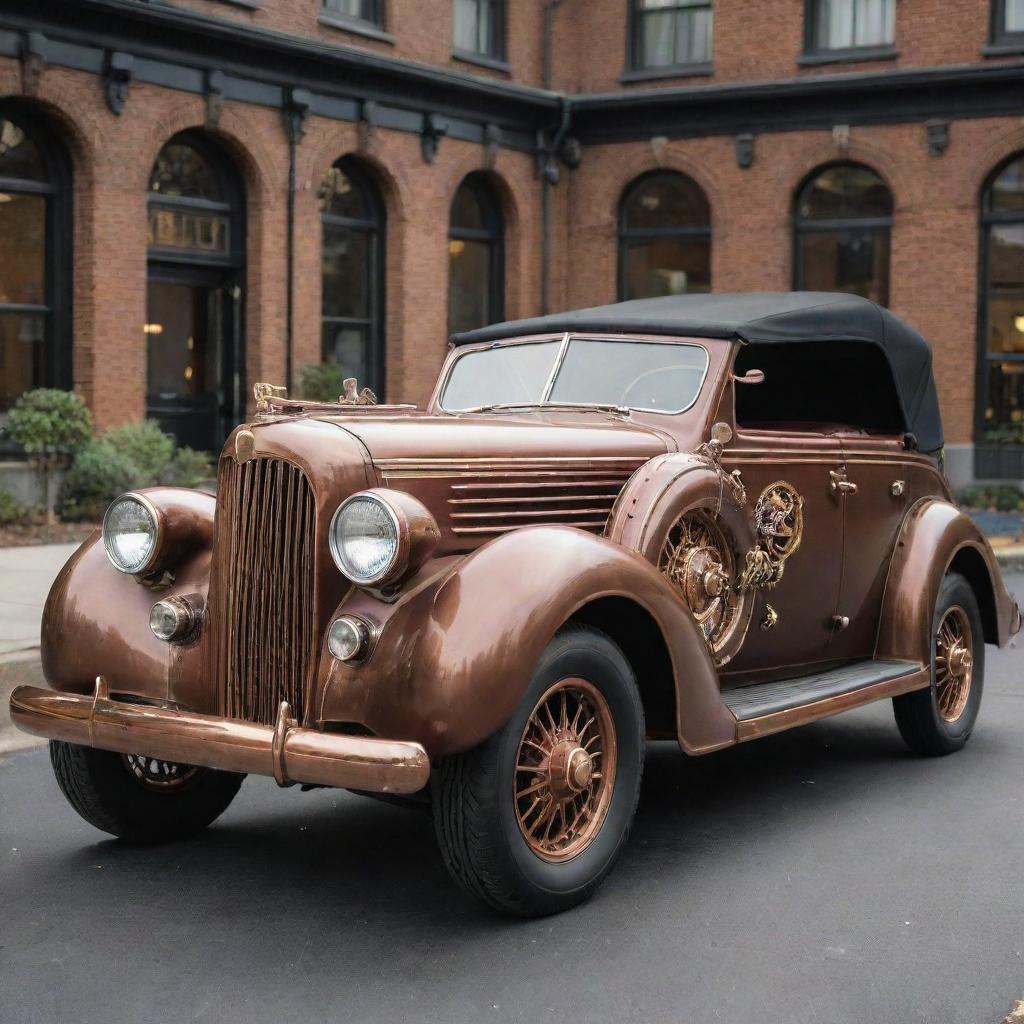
988,0,1024,51
452,0,506,64
447,172,504,335
801,0,898,66
320,156,387,399
617,170,712,302
791,161,893,306
0,99,73,434
626,0,714,78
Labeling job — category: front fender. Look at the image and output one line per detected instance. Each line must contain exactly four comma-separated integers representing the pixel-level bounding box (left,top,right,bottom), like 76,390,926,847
319,525,735,758
876,498,1020,663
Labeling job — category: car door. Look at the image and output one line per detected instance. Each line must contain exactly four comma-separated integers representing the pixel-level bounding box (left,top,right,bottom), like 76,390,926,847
719,427,847,682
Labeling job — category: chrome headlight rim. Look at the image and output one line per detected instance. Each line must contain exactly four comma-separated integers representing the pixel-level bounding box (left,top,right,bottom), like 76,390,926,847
102,491,162,576
329,490,404,586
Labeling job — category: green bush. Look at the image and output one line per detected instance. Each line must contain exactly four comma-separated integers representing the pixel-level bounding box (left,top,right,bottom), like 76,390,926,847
956,484,1024,512
0,488,28,526
102,421,175,486
167,446,214,488
299,363,346,403
6,389,92,528
57,440,138,522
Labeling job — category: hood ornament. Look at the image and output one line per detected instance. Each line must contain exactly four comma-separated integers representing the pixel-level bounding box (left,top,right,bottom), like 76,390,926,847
340,377,378,406
254,382,287,413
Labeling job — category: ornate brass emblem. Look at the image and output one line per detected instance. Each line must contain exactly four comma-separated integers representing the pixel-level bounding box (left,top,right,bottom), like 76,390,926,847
738,481,804,592
760,603,779,631
661,510,745,663
254,382,287,413
340,377,378,406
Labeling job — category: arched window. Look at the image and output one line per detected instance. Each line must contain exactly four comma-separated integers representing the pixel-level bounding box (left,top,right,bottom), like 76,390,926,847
978,153,1024,463
618,171,711,301
320,157,386,395
793,162,892,304
448,173,503,334
0,104,72,417
146,132,245,451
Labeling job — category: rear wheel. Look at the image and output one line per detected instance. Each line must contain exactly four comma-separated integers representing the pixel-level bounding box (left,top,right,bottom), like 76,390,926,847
893,572,984,756
49,741,244,842
433,625,644,917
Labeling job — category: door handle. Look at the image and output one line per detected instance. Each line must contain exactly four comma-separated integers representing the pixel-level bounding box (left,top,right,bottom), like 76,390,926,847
830,470,858,496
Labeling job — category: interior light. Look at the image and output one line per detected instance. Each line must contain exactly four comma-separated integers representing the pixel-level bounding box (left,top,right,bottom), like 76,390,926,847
449,240,465,256
143,323,163,335
1014,315,1024,334
0,193,11,204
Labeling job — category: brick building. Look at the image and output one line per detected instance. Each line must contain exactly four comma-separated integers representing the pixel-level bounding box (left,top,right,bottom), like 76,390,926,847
3,0,1024,484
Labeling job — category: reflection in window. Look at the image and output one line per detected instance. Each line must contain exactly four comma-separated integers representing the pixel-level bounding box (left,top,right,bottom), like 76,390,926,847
448,174,503,335
808,0,894,51
322,0,383,26
148,141,231,255
979,154,1024,450
618,171,711,300
0,111,68,415
793,163,892,305
453,0,504,58
631,0,713,70
320,158,386,394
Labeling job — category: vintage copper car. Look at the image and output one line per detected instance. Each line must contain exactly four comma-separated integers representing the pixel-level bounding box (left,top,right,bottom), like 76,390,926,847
11,292,1020,916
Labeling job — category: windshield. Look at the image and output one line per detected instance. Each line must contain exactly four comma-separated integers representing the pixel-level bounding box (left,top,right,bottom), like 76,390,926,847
440,336,708,414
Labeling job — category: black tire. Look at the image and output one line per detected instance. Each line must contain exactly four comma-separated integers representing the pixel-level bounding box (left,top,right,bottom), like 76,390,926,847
893,572,985,757
49,741,244,842
433,624,645,917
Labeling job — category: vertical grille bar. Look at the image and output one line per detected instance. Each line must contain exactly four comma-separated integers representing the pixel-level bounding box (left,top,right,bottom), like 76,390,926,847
215,456,316,725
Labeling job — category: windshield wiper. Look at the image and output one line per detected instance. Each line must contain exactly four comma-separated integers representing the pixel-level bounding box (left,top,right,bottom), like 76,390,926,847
457,402,631,415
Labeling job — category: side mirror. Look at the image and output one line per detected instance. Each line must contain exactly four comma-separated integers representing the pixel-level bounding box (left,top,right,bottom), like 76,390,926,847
733,369,765,385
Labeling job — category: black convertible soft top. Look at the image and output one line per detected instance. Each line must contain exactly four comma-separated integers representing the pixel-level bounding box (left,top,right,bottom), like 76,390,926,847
451,292,943,452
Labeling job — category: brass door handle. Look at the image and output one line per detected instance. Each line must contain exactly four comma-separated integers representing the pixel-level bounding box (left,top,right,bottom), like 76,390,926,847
830,470,858,495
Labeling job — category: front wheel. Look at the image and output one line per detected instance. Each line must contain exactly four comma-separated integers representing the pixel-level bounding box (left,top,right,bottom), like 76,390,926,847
50,741,244,842
433,625,645,917
893,572,984,756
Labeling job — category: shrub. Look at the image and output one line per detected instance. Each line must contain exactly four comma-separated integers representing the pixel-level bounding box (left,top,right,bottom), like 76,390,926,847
299,363,346,403
956,484,1024,512
167,446,214,488
102,421,175,486
0,488,28,526
57,440,138,522
5,389,92,530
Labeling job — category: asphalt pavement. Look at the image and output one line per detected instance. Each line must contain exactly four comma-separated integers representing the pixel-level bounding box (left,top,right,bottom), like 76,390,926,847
2,576,1023,1024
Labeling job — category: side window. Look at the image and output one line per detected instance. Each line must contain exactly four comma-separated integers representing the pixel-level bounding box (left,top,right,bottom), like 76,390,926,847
733,341,904,435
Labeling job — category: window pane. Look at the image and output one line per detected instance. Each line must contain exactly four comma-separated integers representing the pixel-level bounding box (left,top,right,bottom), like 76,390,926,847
624,173,710,230
448,238,492,333
854,0,894,45
451,183,486,231
796,230,890,304
988,157,1024,214
641,10,675,66
149,143,222,200
0,192,46,305
323,0,380,23
623,238,711,299
550,339,707,412
0,311,47,412
148,205,229,254
322,323,370,384
441,341,560,410
321,165,371,221
986,225,1024,356
146,281,219,398
981,362,1024,439
322,224,370,319
0,119,47,183
676,8,712,64
798,164,892,220
818,0,854,48
1006,0,1024,32
454,0,479,51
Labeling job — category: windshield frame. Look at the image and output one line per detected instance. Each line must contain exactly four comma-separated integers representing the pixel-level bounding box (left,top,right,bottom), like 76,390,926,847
437,333,710,415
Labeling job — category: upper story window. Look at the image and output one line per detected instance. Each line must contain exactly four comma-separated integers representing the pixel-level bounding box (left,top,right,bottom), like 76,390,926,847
322,0,384,29
453,0,505,61
805,0,895,57
991,0,1024,46
630,0,713,72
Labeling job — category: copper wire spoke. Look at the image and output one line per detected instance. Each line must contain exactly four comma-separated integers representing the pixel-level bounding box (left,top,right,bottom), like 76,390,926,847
934,605,973,723
513,677,618,862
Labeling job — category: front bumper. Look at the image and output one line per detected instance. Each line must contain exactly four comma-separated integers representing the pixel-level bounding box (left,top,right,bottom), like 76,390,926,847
10,677,431,794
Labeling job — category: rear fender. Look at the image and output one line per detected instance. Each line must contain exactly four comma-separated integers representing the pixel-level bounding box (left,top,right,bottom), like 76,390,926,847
319,525,736,757
876,498,1020,663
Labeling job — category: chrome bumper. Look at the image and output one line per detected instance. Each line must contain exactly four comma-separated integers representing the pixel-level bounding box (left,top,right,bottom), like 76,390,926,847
10,677,431,794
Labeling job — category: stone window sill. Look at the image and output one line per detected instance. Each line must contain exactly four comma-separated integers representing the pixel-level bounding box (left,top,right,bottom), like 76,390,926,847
451,49,511,75
797,45,899,67
318,12,395,45
620,62,713,84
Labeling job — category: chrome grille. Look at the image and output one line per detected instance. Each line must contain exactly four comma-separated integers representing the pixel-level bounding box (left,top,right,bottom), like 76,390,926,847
214,456,316,725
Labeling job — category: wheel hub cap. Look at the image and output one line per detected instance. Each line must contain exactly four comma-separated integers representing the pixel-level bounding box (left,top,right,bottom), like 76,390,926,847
935,605,974,723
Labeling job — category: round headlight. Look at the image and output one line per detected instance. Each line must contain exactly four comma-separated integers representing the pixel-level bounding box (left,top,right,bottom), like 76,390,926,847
102,494,159,574
330,493,401,584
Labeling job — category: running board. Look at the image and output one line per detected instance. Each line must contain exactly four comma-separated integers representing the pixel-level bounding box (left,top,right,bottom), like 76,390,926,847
722,659,927,741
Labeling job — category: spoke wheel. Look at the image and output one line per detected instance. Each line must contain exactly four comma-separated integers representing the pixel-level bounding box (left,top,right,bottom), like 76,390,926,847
513,677,617,863
934,605,974,723
122,753,202,791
